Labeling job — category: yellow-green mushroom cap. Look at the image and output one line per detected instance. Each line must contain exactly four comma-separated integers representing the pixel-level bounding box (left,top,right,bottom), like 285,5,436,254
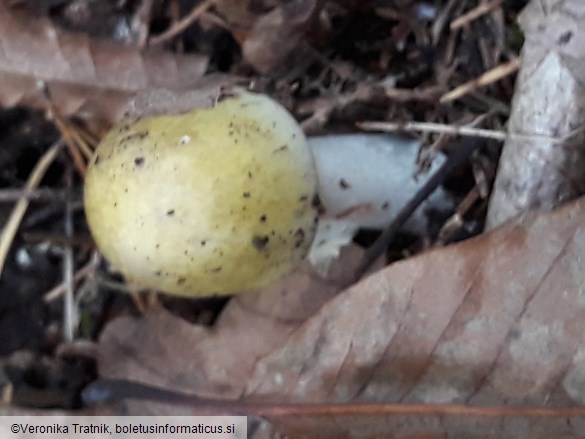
84,90,318,297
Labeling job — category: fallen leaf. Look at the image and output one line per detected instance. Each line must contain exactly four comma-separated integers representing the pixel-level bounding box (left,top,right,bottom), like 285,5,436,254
98,195,585,438
244,195,585,437
98,246,364,415
242,0,318,74
0,3,209,124
487,0,585,227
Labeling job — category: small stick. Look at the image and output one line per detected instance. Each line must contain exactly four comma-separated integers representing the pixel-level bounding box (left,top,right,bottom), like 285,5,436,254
132,0,155,48
44,258,97,303
42,82,94,168
1,383,13,405
0,142,62,281
200,11,230,30
358,120,585,145
83,379,585,418
51,112,88,176
22,232,89,247
66,122,95,161
63,166,76,342
0,188,71,202
149,0,215,46
450,0,502,30
351,139,480,283
440,58,521,103
358,120,507,141
436,186,482,244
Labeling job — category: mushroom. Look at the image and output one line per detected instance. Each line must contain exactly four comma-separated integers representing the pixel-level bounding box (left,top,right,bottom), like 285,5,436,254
84,90,318,297
85,89,449,297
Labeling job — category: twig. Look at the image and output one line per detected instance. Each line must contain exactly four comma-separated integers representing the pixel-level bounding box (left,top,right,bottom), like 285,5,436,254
0,188,72,202
358,120,507,141
384,85,445,103
53,117,87,175
436,186,481,244
440,58,521,103
84,378,585,418
200,11,230,30
75,126,99,152
42,85,91,175
56,340,100,361
22,200,83,230
358,120,585,145
132,0,155,48
63,166,76,342
44,258,97,303
0,142,62,281
66,122,95,161
89,271,150,314
1,382,13,405
22,231,89,247
450,0,503,30
350,139,480,283
149,0,215,46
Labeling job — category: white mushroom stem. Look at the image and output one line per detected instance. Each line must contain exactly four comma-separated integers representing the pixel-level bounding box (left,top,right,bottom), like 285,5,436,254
307,134,452,273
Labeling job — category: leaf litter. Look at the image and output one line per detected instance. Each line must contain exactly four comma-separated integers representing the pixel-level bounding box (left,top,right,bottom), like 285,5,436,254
96,195,585,437
3,0,585,438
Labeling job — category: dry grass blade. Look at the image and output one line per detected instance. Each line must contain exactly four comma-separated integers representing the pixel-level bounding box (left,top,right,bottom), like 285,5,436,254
358,120,585,145
358,120,508,141
450,0,503,30
0,188,70,202
149,0,216,46
44,258,98,303
437,186,482,243
440,58,521,103
63,167,76,341
0,142,62,280
53,117,88,176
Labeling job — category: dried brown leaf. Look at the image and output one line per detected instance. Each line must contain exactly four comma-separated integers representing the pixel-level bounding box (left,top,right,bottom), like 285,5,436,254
98,195,585,438
97,246,364,415
241,0,320,74
0,3,209,124
244,195,585,437
124,74,245,118
486,0,585,228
